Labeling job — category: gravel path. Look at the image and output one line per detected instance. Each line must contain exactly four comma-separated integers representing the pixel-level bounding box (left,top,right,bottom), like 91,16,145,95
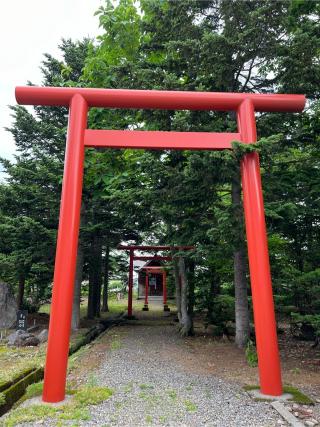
80,319,280,426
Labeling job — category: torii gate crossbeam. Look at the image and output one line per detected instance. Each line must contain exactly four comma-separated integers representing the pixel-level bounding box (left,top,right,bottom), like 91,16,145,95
15,86,305,402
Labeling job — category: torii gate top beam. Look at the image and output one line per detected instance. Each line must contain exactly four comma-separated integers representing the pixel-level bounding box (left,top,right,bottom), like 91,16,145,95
16,86,305,112
133,256,172,261
16,87,305,152
117,245,194,251
142,266,169,274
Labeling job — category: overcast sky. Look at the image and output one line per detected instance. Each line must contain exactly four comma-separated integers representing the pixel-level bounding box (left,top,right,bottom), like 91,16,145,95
0,0,103,162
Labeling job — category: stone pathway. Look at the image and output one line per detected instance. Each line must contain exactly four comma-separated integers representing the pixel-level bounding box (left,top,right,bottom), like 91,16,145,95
79,317,280,426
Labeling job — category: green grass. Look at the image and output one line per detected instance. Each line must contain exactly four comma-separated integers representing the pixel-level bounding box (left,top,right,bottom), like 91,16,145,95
243,384,314,404
145,415,153,424
184,399,197,412
110,336,121,351
0,346,45,386
245,340,258,367
40,296,127,318
115,401,123,409
3,384,113,427
290,367,301,375
105,298,128,314
86,373,98,387
138,391,148,400
138,390,161,407
139,384,154,390
122,382,133,393
73,386,113,405
167,389,177,400
0,327,89,389
24,381,44,399
0,391,6,405
40,301,89,317
4,404,58,427
40,295,176,319
0,346,8,355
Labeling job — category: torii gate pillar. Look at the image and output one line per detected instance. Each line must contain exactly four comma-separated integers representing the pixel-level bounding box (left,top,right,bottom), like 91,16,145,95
163,270,170,312
238,99,282,395
127,249,134,319
42,94,87,402
142,273,149,311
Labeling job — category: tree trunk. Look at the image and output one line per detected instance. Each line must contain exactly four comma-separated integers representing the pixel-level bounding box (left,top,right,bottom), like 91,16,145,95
232,177,250,348
234,246,249,347
94,235,103,317
187,259,195,318
102,244,110,312
207,268,220,321
87,262,95,319
72,202,85,329
17,273,25,310
179,256,193,336
87,233,103,319
72,238,84,330
173,256,182,322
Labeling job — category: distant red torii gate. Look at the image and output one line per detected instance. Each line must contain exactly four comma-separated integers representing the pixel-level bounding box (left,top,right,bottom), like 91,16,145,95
141,266,170,312
15,86,305,401
117,244,194,316
134,256,171,312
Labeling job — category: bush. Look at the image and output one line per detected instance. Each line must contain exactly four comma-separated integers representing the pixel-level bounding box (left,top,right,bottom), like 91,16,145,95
290,313,320,341
208,295,235,324
245,340,258,367
206,294,235,336
21,299,40,314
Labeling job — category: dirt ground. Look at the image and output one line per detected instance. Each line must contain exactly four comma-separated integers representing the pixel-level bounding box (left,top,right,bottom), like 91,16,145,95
68,304,320,403
174,322,320,398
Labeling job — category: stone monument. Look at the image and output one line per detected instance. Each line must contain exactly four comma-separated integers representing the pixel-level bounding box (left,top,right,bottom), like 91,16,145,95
0,282,17,329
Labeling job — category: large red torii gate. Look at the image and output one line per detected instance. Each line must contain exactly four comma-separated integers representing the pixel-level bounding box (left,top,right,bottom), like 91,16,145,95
15,86,305,402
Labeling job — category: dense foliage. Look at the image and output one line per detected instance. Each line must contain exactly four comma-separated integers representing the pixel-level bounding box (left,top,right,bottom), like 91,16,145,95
0,0,319,340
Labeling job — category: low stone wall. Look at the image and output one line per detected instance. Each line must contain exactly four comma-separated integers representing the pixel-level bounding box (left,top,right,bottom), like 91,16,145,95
0,314,124,416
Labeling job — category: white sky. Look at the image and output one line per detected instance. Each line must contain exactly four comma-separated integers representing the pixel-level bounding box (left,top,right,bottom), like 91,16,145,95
0,0,103,162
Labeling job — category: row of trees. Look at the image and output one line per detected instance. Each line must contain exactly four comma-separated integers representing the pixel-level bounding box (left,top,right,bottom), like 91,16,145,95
1,0,319,344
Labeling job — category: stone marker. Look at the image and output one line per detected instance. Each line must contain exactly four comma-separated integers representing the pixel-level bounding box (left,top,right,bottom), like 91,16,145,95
0,282,18,329
7,329,26,346
7,330,40,347
16,310,28,331
37,329,48,343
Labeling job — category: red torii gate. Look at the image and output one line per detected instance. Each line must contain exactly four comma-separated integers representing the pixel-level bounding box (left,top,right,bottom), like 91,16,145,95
15,86,305,402
117,244,194,316
134,257,170,312
141,265,170,312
